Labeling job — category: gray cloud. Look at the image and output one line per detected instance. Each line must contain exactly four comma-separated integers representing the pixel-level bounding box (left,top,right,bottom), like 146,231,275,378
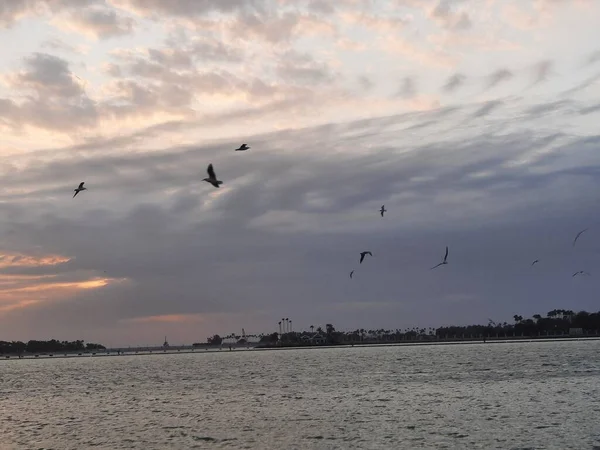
430,0,472,30
485,68,514,90
275,50,337,85
113,0,263,18
2,97,599,344
65,6,135,39
443,73,466,92
531,60,553,84
0,53,98,131
396,76,416,98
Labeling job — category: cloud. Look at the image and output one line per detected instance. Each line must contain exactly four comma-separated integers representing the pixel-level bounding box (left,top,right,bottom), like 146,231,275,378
54,6,135,39
443,73,466,92
531,59,553,84
430,0,472,30
396,76,417,99
485,68,514,89
109,0,262,18
275,50,337,85
2,97,600,344
0,53,98,132
0,0,35,27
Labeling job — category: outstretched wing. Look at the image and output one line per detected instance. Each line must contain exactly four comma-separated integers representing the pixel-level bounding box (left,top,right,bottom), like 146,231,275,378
359,253,365,264
78,182,85,189
430,262,443,270
73,191,78,198
350,271,354,279
444,246,449,262
573,228,588,246
207,164,216,180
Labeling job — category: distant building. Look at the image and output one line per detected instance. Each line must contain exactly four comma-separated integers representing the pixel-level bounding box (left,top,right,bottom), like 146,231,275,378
163,336,169,347
569,328,583,336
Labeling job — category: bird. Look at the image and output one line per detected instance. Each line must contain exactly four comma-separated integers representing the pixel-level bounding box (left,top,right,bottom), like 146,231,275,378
350,270,354,279
430,246,449,270
73,182,86,198
573,228,588,247
203,164,223,188
359,251,372,264
531,259,539,266
572,271,591,277
235,144,250,151
380,205,386,217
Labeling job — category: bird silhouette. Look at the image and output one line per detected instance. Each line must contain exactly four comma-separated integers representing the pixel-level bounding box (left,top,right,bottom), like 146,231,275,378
431,246,449,270
203,164,223,188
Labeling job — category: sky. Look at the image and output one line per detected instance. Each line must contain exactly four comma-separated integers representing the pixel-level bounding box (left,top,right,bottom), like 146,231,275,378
1,0,600,347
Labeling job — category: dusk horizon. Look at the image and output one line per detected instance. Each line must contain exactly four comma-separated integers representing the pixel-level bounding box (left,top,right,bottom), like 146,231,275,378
1,0,600,348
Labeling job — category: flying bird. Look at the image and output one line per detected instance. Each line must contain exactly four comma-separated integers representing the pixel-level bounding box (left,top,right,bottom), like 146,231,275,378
73,182,86,198
430,246,449,270
350,270,354,279
573,228,588,247
203,164,223,188
380,205,387,217
235,144,250,151
531,259,539,266
572,271,591,277
359,251,372,264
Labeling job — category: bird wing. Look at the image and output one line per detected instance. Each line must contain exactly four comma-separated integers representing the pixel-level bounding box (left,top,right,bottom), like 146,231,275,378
573,272,580,277
444,246,449,262
359,254,365,263
73,191,78,198
367,251,372,256
430,262,443,270
78,182,85,189
350,271,353,278
207,164,216,180
573,228,588,246
531,260,538,266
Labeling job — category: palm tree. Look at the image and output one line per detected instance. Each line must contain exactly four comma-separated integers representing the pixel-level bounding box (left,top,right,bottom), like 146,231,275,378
310,325,314,334
289,320,293,333
286,318,289,333
278,321,282,335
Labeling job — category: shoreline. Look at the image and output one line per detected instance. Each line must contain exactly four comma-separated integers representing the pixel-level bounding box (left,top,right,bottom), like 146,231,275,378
2,335,599,362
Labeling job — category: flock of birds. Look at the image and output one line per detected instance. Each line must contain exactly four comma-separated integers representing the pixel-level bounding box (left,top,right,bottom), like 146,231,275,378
69,141,592,281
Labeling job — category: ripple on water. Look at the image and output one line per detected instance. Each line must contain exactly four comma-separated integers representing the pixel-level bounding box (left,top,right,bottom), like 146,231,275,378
1,340,600,449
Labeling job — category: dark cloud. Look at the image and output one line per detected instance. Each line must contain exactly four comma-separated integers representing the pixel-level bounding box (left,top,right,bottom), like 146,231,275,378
2,97,599,344
442,73,466,92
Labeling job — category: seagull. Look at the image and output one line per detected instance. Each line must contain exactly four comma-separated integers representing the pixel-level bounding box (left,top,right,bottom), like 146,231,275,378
430,246,449,270
572,271,591,277
235,144,250,151
531,259,539,266
203,164,223,188
380,205,386,217
350,270,354,279
573,228,588,247
73,182,86,198
359,251,372,264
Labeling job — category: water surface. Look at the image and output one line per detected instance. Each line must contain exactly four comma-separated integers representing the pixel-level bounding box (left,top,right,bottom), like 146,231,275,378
2,340,600,449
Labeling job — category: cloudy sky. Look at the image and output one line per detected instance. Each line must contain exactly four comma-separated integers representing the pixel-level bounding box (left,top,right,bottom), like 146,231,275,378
1,0,600,346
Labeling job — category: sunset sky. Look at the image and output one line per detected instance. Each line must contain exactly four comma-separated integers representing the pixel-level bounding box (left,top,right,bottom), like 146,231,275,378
1,0,600,347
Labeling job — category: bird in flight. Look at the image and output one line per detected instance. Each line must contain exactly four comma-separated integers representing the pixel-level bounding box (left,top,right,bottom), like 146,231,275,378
572,271,591,277
431,246,449,270
235,144,250,151
73,182,86,198
573,228,588,247
380,205,386,217
359,251,372,264
203,164,223,188
350,270,354,279
531,259,539,266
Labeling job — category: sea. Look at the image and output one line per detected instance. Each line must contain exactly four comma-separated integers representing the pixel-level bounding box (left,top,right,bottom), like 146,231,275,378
1,340,600,449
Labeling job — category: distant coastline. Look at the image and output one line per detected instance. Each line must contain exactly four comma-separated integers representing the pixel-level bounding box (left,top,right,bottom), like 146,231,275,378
2,334,599,361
